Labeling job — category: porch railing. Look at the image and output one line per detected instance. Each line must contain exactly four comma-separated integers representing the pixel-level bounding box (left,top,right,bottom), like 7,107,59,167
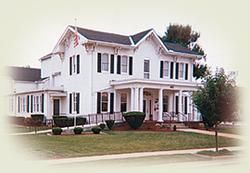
162,112,188,122
86,112,124,125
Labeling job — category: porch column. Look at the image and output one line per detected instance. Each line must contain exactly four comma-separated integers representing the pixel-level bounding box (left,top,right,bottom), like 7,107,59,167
139,87,144,112
113,90,117,112
158,88,163,122
134,87,139,111
178,90,183,114
130,87,134,111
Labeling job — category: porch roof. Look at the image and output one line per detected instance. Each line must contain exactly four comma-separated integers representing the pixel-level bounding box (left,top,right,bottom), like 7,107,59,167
110,79,202,91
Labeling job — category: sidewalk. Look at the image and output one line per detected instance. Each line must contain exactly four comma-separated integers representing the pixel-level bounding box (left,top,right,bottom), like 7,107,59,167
38,146,242,165
177,128,243,140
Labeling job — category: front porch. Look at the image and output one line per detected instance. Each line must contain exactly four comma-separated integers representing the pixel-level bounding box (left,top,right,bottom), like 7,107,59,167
110,79,202,122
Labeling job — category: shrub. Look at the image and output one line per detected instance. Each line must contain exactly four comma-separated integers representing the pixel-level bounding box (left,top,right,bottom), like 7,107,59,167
123,111,145,129
73,127,83,134
31,114,45,125
105,120,115,130
91,127,102,134
173,125,177,131
52,127,62,135
24,117,33,126
53,116,87,127
99,123,106,130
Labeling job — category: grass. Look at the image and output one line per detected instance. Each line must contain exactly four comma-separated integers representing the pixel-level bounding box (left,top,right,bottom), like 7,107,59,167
197,149,236,156
16,131,239,159
217,126,241,135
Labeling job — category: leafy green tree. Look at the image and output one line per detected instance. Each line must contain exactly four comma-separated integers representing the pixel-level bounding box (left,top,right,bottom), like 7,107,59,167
192,68,239,151
162,24,208,79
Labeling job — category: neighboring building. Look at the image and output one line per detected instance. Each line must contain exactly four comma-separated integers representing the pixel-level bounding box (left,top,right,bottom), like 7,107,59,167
7,25,202,122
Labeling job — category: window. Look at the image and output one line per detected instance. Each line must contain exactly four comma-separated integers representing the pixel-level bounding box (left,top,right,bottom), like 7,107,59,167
33,96,36,112
179,63,185,79
120,93,127,112
17,96,20,113
101,53,109,72
69,92,80,114
36,96,40,112
101,92,108,112
69,55,80,75
163,95,168,112
22,96,26,113
163,61,169,77
144,59,150,79
121,56,128,73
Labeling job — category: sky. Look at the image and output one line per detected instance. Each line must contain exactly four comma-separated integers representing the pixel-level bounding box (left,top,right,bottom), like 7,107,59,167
0,0,249,86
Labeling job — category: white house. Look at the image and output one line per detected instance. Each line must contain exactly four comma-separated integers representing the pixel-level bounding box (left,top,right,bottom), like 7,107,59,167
7,25,202,123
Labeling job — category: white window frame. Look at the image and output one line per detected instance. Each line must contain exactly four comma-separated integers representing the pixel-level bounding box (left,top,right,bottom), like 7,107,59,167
101,92,109,113
101,53,109,72
144,59,150,79
121,55,128,74
163,61,170,78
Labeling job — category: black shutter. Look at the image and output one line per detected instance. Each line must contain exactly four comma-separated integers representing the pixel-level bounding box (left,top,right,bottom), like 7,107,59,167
110,54,114,74
30,95,33,113
184,96,188,114
193,64,196,77
117,55,121,74
69,57,72,75
27,95,29,113
41,94,44,113
185,64,188,80
129,56,133,75
77,55,80,74
69,93,72,114
76,93,80,114
160,61,163,78
175,96,179,113
175,63,179,79
97,92,101,113
110,93,114,113
17,97,20,113
97,53,102,73
170,62,174,79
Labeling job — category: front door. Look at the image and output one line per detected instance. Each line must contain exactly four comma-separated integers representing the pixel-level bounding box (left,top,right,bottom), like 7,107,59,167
143,99,153,120
53,99,60,115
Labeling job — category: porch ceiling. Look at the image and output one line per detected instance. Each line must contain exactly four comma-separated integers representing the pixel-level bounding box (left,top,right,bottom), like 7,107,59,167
110,78,201,91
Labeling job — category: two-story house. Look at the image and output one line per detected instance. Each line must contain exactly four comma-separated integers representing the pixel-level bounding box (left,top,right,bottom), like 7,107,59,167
8,25,202,123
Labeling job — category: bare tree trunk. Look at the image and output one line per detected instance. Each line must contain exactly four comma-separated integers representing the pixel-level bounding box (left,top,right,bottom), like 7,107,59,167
215,123,218,152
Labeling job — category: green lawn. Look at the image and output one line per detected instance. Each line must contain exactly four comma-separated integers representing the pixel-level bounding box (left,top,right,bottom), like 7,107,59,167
17,131,239,159
218,126,241,135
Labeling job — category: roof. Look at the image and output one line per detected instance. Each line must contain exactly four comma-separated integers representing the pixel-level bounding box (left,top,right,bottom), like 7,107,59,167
131,29,153,44
163,42,199,55
70,26,131,45
7,66,41,82
67,26,199,56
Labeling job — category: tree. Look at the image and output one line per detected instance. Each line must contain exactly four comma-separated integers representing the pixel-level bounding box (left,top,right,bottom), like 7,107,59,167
192,68,239,152
162,24,208,79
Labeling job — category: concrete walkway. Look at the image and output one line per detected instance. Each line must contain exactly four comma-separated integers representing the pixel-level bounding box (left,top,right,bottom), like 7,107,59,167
38,146,241,165
177,128,243,140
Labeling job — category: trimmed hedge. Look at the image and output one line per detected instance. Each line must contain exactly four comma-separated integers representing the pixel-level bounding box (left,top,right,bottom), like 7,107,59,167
73,127,83,134
105,120,115,130
52,127,62,135
99,123,106,130
31,114,45,125
53,116,87,127
123,111,145,129
91,127,102,134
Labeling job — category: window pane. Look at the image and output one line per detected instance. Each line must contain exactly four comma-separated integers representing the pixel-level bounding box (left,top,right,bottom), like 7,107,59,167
101,54,109,71
144,60,150,72
163,61,169,77
121,56,128,73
